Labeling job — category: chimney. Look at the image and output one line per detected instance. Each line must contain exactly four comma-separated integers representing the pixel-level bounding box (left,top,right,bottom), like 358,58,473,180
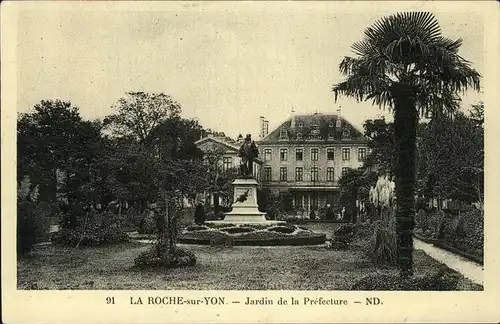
290,107,296,129
264,120,269,136
336,107,342,129
259,116,265,139
237,134,244,143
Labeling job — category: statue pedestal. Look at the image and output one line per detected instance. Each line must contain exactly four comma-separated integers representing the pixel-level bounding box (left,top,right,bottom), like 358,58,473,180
222,178,267,222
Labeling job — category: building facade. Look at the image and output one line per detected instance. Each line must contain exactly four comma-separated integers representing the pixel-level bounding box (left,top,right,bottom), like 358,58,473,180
256,110,370,214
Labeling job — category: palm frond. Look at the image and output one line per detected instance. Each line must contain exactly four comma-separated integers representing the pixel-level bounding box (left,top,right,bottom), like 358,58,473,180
333,11,481,118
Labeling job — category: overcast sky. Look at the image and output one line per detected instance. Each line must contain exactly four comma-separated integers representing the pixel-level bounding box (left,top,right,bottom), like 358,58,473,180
16,2,484,139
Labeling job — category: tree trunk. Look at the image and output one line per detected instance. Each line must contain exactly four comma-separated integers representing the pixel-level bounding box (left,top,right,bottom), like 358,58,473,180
393,86,418,278
351,190,358,224
166,196,176,255
213,193,220,215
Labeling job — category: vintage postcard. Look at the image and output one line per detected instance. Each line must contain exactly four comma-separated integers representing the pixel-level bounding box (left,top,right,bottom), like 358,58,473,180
2,1,499,323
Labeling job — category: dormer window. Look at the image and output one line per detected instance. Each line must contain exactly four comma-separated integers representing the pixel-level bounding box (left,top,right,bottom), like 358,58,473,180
310,124,320,137
329,122,334,128
298,122,304,128
280,128,287,139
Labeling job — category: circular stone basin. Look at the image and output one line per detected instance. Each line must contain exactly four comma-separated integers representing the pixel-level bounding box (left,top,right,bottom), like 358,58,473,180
179,221,325,246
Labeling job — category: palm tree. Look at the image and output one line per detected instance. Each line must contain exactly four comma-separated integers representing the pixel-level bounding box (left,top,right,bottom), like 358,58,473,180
332,12,480,277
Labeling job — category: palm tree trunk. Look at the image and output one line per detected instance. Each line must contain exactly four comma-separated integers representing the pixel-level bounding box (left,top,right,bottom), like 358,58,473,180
393,86,418,277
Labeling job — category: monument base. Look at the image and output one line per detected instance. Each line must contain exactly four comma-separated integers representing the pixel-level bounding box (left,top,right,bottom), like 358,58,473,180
221,177,269,223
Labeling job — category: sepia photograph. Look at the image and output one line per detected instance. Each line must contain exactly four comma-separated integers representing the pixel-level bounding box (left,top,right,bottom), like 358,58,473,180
2,1,499,323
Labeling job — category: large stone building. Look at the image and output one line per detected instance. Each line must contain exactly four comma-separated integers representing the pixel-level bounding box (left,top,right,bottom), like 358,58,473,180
256,110,370,214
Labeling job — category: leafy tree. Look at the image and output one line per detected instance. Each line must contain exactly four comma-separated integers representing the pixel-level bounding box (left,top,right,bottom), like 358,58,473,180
103,92,208,261
363,118,396,176
104,92,181,145
338,168,378,223
17,176,52,255
332,12,481,277
17,100,103,204
257,188,293,220
202,148,238,214
418,108,484,209
470,101,484,125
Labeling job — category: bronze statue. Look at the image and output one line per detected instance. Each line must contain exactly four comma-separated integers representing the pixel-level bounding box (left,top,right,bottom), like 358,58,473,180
238,134,259,178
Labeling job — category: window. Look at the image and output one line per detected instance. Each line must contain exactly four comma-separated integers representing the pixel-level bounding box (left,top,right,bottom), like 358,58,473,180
298,122,304,128
327,148,335,161
280,167,287,181
295,148,303,161
280,128,287,139
342,129,351,138
264,167,272,181
311,148,319,161
358,148,367,161
342,167,349,177
329,121,334,127
294,195,303,208
328,133,335,139
295,167,303,181
264,149,272,161
310,167,319,182
222,157,233,171
327,167,335,182
280,148,288,161
342,148,350,161
296,133,303,140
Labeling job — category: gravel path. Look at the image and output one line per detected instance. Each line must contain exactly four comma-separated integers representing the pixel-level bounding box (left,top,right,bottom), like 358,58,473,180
414,238,483,286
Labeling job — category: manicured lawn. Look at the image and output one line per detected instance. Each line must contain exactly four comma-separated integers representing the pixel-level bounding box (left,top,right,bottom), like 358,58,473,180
18,241,481,290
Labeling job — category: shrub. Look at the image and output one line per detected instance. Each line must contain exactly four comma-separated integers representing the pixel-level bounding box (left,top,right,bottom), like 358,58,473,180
17,200,52,255
444,210,483,259
351,268,461,290
352,222,375,241
368,221,397,266
334,223,357,237
268,226,295,234
194,204,206,225
239,223,272,230
429,210,446,238
134,246,196,268
52,211,129,246
284,216,308,224
139,209,157,234
219,205,232,213
210,236,234,247
205,222,236,229
125,206,142,229
185,225,209,231
220,227,255,234
206,211,220,221
415,209,429,231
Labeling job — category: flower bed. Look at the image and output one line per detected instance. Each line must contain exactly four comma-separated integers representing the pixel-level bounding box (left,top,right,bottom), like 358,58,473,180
178,222,326,246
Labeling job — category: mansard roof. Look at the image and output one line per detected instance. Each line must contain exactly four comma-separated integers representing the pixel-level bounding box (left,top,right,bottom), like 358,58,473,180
258,112,368,143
